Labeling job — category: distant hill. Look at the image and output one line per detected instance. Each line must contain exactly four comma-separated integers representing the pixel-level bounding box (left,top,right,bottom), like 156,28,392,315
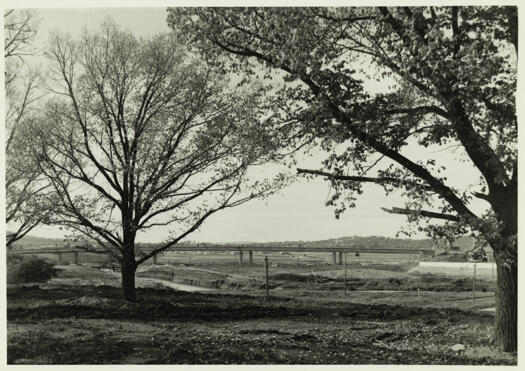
8,234,69,249
9,233,479,252
222,235,477,251
144,235,480,252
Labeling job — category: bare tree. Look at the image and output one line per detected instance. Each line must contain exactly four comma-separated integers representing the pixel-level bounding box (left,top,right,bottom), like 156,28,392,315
4,9,47,246
25,20,288,301
4,9,39,60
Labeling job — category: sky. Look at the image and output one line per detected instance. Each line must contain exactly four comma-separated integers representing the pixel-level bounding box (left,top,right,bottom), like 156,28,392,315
5,7,489,243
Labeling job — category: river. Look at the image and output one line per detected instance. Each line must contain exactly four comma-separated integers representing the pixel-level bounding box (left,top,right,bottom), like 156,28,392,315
136,277,216,292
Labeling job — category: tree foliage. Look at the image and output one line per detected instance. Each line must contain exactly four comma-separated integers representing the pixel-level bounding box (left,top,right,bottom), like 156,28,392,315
167,6,517,351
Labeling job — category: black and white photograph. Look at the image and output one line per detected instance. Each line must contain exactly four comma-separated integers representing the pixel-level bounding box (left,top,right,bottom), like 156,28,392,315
3,2,520,365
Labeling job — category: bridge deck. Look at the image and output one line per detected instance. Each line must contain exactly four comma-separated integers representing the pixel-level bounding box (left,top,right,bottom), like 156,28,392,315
8,244,434,255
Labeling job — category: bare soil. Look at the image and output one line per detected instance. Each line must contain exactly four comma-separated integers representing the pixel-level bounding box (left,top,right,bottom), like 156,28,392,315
7,283,515,365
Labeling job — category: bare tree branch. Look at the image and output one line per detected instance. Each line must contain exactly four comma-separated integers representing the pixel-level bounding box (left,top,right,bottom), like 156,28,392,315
381,207,460,222
297,168,433,191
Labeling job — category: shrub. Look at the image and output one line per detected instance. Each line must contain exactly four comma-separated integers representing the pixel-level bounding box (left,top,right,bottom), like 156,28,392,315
388,278,402,286
7,255,59,284
271,273,311,282
418,273,437,283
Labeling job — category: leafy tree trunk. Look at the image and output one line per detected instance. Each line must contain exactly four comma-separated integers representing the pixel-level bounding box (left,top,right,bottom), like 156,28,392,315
493,248,517,352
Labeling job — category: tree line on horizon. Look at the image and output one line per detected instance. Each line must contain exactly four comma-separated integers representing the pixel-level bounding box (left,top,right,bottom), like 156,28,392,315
8,233,480,253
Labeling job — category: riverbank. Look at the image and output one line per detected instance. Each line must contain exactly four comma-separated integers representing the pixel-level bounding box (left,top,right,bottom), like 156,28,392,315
33,264,496,312
135,262,496,292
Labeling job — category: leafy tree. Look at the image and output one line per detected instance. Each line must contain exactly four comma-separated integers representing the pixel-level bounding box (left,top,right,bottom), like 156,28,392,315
25,20,288,301
167,6,517,351
4,9,50,246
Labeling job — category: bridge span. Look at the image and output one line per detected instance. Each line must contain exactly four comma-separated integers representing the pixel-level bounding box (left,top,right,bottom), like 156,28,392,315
8,243,434,266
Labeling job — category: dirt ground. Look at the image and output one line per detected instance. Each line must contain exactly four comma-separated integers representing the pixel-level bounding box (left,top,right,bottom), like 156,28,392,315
7,281,515,365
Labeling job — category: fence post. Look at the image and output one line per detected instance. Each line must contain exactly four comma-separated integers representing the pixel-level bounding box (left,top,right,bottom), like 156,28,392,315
265,256,269,298
344,252,347,294
472,263,477,305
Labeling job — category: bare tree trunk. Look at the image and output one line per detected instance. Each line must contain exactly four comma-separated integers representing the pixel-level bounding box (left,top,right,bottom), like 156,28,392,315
121,222,137,302
120,204,138,302
494,250,517,352
489,185,517,352
121,257,136,302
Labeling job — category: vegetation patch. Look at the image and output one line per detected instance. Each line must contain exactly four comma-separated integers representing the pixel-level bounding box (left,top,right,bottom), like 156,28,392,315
7,255,60,284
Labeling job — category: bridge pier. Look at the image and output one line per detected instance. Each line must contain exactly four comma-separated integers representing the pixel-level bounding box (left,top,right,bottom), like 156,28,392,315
338,252,343,265
249,250,253,265
58,252,64,265
239,250,244,265
74,252,80,265
153,253,158,265
332,251,337,266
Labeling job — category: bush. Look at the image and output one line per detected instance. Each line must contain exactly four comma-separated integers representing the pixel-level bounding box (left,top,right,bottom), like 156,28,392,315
388,278,402,286
430,253,468,262
271,272,310,282
358,263,418,272
7,255,59,284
